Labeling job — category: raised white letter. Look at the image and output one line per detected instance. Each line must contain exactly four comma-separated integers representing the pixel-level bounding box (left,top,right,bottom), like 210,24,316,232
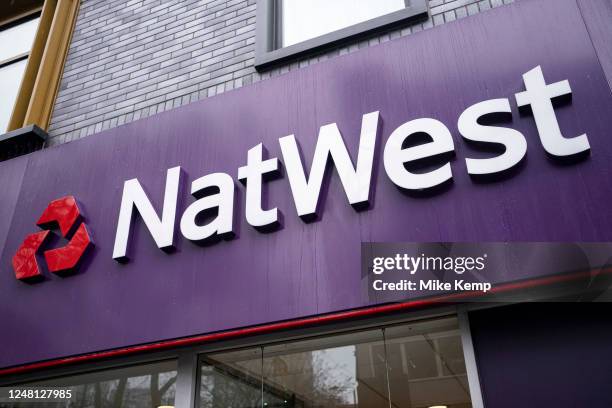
238,143,280,230
279,111,379,219
384,118,454,190
515,65,589,157
180,173,235,242
458,98,527,175
113,166,181,261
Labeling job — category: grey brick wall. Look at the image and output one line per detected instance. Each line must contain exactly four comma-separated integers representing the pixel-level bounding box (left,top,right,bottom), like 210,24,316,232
47,0,515,145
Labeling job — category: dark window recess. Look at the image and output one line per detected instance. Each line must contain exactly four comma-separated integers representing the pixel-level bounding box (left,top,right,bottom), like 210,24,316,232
255,0,428,70
0,124,47,161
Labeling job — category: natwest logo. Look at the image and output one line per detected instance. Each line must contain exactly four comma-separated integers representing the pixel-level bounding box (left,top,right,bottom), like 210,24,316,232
12,196,93,282
112,66,590,262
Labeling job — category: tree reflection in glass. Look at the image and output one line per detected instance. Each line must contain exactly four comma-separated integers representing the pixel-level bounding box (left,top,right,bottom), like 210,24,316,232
21,360,177,408
199,317,473,408
200,347,263,408
262,330,389,408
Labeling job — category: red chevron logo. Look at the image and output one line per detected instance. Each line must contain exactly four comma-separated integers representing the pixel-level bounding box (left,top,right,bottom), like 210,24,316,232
12,196,93,282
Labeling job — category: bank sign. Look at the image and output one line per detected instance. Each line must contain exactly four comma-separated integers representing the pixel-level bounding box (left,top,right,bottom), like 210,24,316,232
1,0,611,369
13,64,590,280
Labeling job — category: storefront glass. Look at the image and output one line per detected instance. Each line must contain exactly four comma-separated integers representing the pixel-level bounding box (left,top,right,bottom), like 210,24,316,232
199,317,472,407
12,360,177,408
3,320,471,408
385,319,472,408
200,347,263,408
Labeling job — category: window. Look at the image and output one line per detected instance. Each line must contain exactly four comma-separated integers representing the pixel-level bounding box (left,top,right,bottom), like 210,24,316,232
3,315,480,407
281,0,406,47
24,360,178,408
0,0,80,160
255,0,428,70
198,317,473,407
0,15,40,133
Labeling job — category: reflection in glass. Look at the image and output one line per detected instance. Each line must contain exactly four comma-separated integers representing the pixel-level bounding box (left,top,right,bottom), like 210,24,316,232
0,15,40,134
200,347,263,408
0,17,40,62
198,317,473,408
385,317,472,408
19,360,177,408
0,59,28,133
281,0,405,47
262,330,388,407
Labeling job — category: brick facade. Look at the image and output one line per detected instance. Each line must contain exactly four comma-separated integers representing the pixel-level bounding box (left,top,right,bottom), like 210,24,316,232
47,0,515,145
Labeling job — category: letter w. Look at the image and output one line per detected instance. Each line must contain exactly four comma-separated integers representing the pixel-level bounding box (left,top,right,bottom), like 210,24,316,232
279,111,379,220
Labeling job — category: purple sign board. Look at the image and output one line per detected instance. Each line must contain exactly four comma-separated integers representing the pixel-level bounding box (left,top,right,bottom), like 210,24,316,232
1,0,612,368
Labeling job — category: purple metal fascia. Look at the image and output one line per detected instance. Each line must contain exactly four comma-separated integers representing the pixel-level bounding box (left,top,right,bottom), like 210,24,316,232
0,0,611,369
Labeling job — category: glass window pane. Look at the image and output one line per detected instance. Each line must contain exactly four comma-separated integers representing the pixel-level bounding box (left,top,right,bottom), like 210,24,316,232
0,59,28,133
198,317,475,408
25,360,178,408
281,0,406,47
200,347,263,408
0,16,40,62
262,329,387,408
385,317,472,408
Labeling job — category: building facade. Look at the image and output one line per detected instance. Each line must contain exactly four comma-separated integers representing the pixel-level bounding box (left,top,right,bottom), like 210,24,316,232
1,0,612,407
48,0,514,145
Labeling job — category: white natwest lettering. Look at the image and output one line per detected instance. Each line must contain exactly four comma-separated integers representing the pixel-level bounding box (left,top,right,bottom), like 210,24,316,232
113,167,180,261
112,66,590,261
279,111,379,220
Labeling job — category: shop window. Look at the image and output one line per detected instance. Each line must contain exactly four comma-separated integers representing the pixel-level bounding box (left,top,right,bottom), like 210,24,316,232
23,360,178,407
385,319,472,408
198,317,473,407
200,347,264,407
261,329,388,407
255,0,428,70
0,0,80,159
